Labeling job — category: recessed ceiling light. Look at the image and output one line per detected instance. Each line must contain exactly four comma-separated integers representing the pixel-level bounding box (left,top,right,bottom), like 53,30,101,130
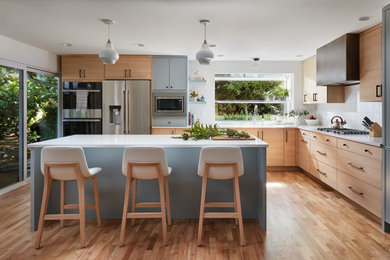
358,16,371,21
253,57,260,62
217,54,224,57
62,43,72,47
133,43,145,47
296,54,303,57
209,44,217,48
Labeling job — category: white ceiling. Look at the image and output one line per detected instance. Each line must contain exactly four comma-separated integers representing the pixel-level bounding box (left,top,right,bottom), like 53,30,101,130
0,0,389,61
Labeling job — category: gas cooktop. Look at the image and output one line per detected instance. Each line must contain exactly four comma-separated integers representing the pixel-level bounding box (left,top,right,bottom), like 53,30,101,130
317,128,369,135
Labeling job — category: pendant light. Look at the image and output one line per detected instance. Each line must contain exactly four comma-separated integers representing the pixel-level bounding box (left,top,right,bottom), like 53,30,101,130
196,19,214,65
99,19,119,64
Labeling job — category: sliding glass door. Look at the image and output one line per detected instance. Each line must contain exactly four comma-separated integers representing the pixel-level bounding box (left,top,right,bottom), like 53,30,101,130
27,72,59,177
0,65,23,189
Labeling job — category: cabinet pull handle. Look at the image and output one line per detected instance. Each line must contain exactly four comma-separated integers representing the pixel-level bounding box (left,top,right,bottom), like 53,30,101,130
170,86,173,88
262,130,264,140
285,130,288,142
364,149,371,154
326,139,330,142
313,93,318,101
171,130,174,134
128,69,131,77
83,70,86,78
301,139,307,143
348,162,364,170
304,94,307,102
376,85,382,97
316,150,326,156
317,169,327,175
348,186,363,195
79,69,82,78
313,135,317,139
343,143,347,147
125,69,127,77
166,86,169,88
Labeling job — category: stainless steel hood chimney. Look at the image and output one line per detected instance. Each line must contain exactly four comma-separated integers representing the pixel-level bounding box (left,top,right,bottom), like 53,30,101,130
316,34,360,86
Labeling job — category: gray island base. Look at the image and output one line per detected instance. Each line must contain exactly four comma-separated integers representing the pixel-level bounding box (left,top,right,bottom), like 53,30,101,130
29,135,267,231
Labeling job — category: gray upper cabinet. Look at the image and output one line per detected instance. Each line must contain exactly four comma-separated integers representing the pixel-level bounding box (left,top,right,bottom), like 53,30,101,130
153,56,188,90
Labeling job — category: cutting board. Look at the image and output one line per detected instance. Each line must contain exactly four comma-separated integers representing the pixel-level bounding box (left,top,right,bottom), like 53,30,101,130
212,136,256,141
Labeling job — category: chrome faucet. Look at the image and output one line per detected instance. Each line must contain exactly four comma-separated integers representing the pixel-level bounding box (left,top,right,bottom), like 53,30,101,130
253,105,258,124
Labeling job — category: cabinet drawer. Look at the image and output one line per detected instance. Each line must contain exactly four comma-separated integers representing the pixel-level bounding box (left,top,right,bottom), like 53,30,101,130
151,128,175,135
337,139,382,161
297,129,310,140
310,141,337,165
336,171,382,217
311,159,337,188
337,149,381,189
309,132,337,147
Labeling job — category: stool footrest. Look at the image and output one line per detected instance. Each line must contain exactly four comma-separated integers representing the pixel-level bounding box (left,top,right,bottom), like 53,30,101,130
205,202,235,208
64,204,95,209
135,202,161,208
204,212,238,219
126,212,162,219
44,214,79,220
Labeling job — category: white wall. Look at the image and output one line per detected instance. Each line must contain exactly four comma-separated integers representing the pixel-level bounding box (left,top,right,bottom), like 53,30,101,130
315,85,382,129
188,60,314,124
0,34,59,72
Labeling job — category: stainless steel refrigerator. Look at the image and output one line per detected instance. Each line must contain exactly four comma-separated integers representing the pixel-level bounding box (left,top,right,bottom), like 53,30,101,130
383,4,390,232
102,80,151,134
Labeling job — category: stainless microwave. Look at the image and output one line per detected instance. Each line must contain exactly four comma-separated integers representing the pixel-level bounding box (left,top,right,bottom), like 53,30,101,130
152,91,187,117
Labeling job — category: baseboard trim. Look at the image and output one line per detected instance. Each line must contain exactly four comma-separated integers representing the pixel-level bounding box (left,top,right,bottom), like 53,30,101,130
267,166,300,172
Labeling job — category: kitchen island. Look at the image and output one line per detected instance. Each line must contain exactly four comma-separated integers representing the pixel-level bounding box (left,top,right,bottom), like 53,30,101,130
28,135,268,231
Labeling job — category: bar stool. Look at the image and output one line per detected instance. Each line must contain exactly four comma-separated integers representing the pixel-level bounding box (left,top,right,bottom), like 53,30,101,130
35,146,102,249
119,147,172,246
197,146,245,246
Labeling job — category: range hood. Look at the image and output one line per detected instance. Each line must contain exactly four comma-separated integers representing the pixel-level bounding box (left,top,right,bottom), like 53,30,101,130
316,33,360,86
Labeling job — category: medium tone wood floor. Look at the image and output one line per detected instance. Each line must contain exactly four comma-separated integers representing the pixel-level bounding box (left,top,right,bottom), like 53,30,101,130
1,171,390,259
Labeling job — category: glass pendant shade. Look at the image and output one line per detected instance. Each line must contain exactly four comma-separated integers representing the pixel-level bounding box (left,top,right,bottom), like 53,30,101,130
196,40,214,65
99,39,119,64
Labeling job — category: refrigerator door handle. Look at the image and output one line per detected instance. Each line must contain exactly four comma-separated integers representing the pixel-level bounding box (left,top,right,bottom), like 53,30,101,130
127,89,131,134
123,89,127,134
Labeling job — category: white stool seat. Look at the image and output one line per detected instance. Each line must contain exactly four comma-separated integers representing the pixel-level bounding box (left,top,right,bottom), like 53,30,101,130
89,167,102,176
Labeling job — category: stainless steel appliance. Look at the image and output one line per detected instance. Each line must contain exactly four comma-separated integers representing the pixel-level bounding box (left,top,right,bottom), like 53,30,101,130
152,91,187,117
62,82,102,136
103,80,151,134
383,4,390,232
317,128,369,135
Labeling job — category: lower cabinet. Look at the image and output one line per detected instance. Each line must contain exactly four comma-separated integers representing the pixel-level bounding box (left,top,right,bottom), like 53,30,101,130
261,128,284,166
311,159,337,188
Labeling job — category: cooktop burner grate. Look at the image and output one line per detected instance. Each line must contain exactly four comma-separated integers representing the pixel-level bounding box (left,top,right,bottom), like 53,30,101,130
317,128,369,135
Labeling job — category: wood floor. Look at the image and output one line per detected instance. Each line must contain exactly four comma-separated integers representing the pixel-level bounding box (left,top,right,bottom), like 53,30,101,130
1,171,390,259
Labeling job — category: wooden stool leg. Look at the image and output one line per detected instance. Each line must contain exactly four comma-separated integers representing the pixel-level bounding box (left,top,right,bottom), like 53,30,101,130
120,176,131,246
60,180,65,228
164,177,172,225
92,176,102,227
131,179,137,226
35,173,53,249
234,175,245,246
197,172,208,246
158,176,167,246
77,179,86,248
233,180,238,226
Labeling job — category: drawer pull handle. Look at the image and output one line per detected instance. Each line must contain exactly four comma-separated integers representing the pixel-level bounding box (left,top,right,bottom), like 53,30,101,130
316,150,327,156
301,139,307,143
348,162,364,170
313,136,317,139
326,139,330,142
317,169,327,175
364,149,371,153
343,143,347,147
348,186,363,195
302,133,306,136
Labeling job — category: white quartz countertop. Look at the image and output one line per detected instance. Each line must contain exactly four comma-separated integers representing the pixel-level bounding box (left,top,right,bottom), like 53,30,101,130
28,134,268,148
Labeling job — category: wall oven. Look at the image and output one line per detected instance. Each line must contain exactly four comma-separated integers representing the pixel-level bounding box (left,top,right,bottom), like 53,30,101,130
62,82,102,136
152,91,187,117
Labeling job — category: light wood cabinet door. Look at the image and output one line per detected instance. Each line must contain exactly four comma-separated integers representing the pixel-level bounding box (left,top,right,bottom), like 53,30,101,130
283,128,296,166
151,128,176,135
360,24,382,102
296,135,312,172
105,55,152,80
62,55,104,81
261,128,284,166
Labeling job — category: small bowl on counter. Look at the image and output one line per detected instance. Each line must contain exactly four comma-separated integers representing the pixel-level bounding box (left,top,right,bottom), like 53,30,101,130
305,119,319,126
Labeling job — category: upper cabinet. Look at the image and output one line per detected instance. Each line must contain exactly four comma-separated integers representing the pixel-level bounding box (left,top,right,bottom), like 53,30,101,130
153,56,188,90
302,55,345,104
360,24,382,102
62,55,104,81
104,55,152,80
